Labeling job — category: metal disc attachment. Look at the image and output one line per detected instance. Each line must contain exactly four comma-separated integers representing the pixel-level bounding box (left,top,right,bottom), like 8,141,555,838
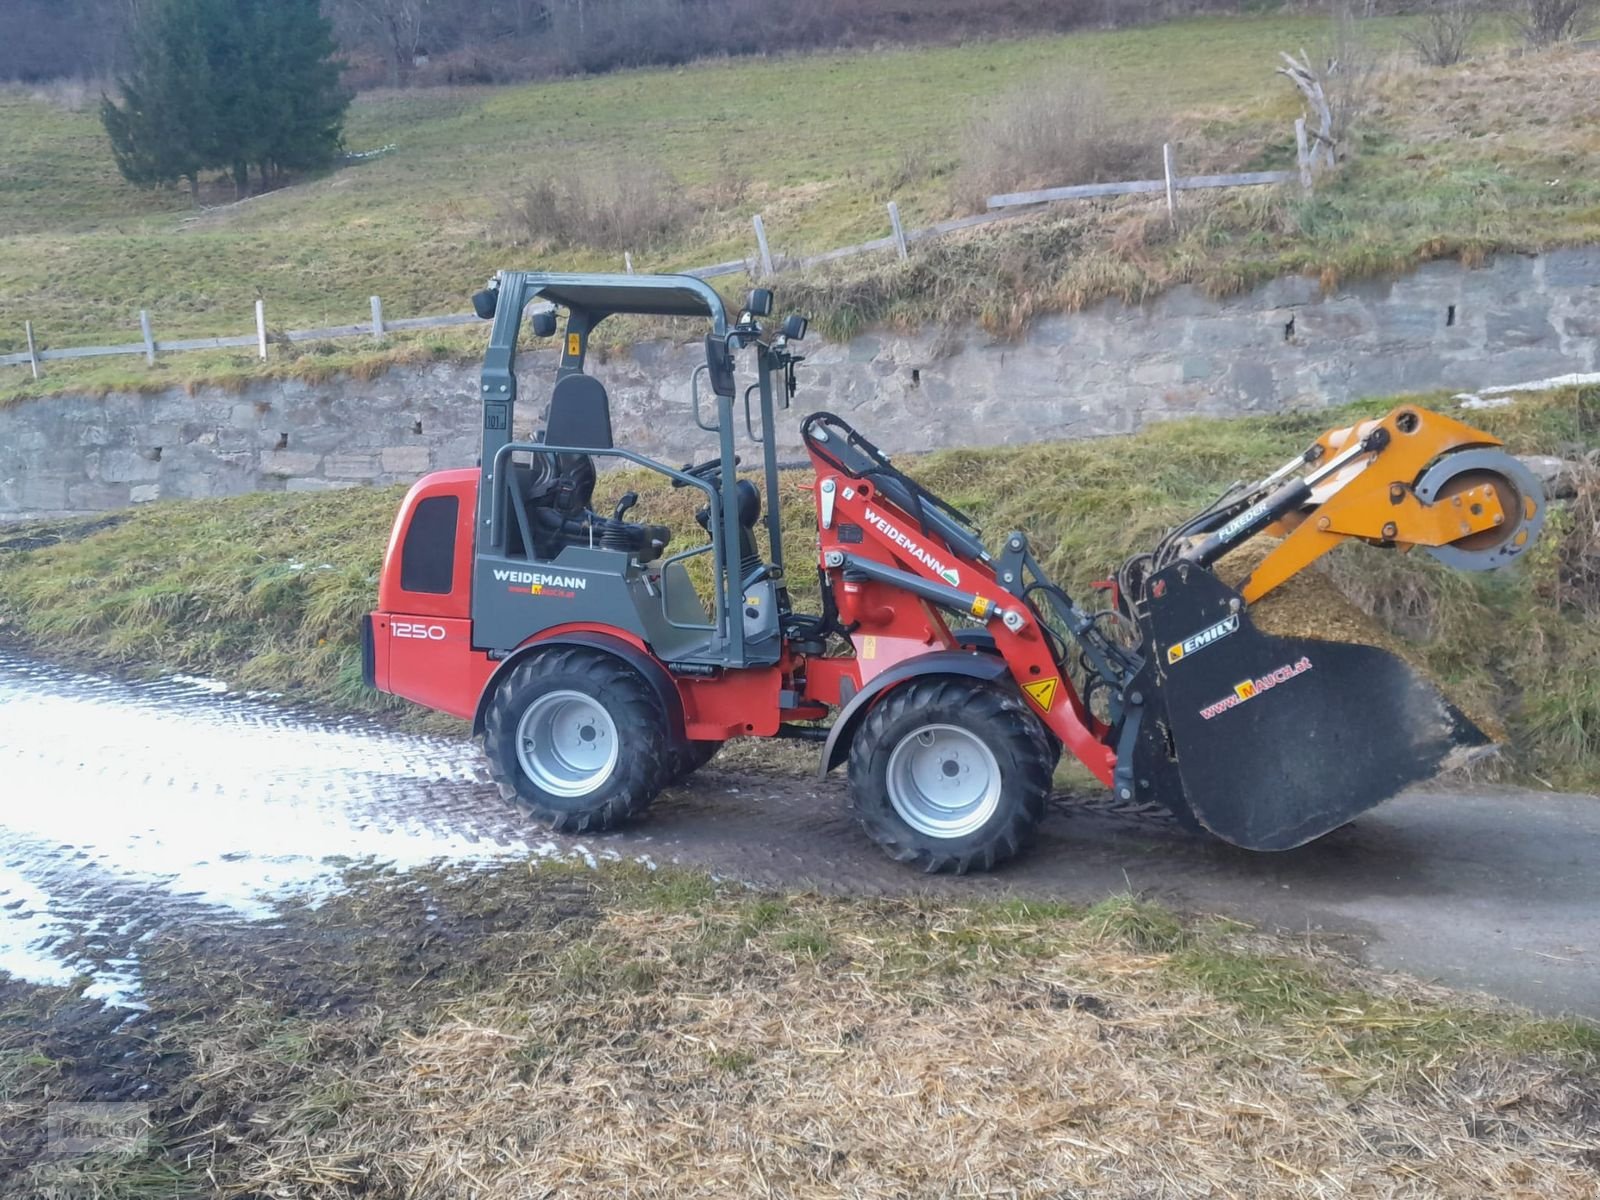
1413,448,1545,572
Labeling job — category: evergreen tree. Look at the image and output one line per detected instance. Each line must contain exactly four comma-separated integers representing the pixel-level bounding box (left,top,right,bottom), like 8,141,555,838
100,0,217,198
102,0,350,199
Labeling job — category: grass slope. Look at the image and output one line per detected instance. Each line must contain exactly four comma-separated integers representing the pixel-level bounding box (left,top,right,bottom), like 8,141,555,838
3,18,1598,402
6,861,1597,1197
1,387,1596,783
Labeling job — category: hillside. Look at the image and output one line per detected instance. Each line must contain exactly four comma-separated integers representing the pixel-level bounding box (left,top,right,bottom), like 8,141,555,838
1,15,1597,400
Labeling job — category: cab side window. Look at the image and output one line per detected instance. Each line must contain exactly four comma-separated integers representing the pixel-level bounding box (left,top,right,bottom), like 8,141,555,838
400,496,458,594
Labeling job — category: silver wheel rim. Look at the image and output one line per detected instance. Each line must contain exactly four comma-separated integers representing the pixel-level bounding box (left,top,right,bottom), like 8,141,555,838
885,723,1002,839
515,690,619,798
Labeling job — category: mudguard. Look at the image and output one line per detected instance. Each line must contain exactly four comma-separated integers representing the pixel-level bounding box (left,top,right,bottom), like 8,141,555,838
1130,563,1487,850
818,649,1011,776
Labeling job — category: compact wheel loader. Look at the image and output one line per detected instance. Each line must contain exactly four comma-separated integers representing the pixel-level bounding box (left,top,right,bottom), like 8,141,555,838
366,271,1546,871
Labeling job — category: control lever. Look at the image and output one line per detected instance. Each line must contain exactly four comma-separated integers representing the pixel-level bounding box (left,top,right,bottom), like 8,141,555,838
672,456,741,488
611,492,639,521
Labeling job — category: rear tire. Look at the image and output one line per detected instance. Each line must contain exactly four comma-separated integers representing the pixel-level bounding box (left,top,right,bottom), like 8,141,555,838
666,738,721,785
482,648,670,832
847,677,1053,873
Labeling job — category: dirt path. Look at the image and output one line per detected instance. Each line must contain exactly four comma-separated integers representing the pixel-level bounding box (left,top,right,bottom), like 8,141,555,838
2,650,1595,1016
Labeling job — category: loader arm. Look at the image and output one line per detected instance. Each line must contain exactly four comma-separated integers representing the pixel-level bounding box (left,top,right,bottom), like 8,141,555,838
802,412,1128,789
1162,405,1545,604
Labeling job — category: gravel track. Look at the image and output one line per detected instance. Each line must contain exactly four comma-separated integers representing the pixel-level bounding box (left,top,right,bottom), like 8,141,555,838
1,650,1595,1016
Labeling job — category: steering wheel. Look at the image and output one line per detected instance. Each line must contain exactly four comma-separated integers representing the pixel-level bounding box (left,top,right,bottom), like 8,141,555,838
672,455,740,489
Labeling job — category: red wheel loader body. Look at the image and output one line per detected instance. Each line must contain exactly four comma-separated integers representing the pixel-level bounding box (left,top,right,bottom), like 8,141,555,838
368,270,1546,870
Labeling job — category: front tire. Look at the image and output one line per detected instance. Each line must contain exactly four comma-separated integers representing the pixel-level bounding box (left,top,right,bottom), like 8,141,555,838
482,648,670,832
847,677,1053,873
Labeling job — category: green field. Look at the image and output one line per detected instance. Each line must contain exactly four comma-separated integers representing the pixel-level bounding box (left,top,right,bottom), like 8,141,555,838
4,14,1597,399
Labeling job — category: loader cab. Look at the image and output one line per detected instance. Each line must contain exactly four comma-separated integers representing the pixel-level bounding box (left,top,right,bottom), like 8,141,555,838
457,270,806,672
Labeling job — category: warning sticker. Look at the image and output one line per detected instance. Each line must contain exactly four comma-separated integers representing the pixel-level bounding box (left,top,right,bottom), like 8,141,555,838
1022,677,1059,712
566,332,582,357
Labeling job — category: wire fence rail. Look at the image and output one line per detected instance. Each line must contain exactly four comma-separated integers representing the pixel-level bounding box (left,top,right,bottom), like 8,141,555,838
3,131,1314,378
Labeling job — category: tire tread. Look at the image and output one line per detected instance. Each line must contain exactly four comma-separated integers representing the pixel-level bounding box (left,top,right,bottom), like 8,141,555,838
847,677,1053,874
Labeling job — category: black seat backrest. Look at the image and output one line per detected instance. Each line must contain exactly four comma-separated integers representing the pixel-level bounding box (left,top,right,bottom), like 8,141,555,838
545,373,613,449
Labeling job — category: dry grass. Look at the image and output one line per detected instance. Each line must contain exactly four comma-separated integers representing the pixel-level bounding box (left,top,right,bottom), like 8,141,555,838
499,160,697,253
952,74,1158,212
13,864,1599,1198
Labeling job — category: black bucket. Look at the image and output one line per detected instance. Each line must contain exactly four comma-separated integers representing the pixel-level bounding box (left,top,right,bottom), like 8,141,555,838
1127,562,1487,851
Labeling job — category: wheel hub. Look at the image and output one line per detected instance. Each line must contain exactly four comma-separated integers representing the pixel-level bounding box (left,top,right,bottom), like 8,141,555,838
885,724,1002,839
515,690,619,798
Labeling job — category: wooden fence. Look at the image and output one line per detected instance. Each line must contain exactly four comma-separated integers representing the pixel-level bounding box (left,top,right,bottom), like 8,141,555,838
3,130,1314,377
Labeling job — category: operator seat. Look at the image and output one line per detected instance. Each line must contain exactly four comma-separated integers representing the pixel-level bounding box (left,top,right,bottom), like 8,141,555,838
523,373,671,561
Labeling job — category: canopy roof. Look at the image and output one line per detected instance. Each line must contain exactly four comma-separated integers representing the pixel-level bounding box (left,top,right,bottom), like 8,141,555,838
510,271,730,330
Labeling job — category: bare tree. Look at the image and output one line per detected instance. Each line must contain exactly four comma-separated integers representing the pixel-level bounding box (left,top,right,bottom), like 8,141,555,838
341,0,432,87
1516,0,1593,45
1404,0,1479,67
1278,51,1337,175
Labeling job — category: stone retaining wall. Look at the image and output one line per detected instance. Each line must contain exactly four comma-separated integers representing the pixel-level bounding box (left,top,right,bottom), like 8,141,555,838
2,248,1595,518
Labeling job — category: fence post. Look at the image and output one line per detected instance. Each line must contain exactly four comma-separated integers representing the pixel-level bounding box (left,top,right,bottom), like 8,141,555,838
139,310,156,364
255,300,268,360
1162,143,1179,229
370,295,385,339
624,251,634,274
1295,117,1313,192
887,201,909,261
24,321,40,380
752,214,774,277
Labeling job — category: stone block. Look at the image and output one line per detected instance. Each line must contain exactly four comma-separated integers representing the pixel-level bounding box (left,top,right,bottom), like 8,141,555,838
67,481,130,510
380,446,432,475
1346,353,1452,400
1132,360,1181,387
130,484,161,504
1486,305,1557,348
98,448,163,484
1371,305,1443,344
1562,313,1600,340
165,473,218,500
324,454,381,480
1542,247,1599,289
1226,360,1278,406
286,478,361,493
20,476,70,511
261,451,321,478
847,337,881,364
1252,274,1321,310
1293,302,1369,341
1181,356,1216,382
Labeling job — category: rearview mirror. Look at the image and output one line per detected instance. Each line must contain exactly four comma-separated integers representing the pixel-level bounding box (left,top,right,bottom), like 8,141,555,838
471,287,498,320
781,313,808,341
529,309,558,338
746,287,773,318
704,334,736,398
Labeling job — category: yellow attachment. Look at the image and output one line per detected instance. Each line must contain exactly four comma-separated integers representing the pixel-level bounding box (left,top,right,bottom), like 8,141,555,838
1239,405,1516,605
